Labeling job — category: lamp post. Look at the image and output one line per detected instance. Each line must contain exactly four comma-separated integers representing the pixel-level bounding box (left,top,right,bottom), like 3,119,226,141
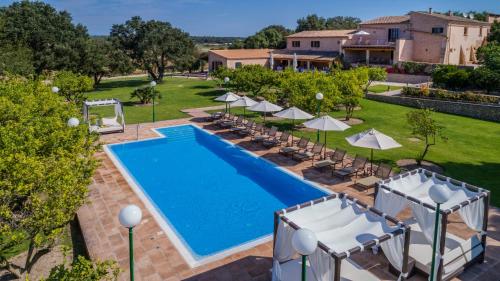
224,77,230,113
315,93,323,142
150,81,157,123
428,184,451,281
292,228,318,281
119,205,142,281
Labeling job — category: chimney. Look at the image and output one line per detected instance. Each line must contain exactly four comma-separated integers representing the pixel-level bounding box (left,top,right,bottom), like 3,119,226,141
448,10,452,16
429,8,433,14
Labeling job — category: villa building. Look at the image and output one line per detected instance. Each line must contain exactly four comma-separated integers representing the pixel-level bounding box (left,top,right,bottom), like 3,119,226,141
208,9,492,71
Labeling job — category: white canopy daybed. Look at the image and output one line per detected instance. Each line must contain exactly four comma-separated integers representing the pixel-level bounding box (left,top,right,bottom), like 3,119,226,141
374,168,490,281
272,193,412,281
83,99,125,134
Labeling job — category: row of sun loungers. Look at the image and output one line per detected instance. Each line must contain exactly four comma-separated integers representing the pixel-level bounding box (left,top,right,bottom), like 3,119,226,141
209,114,392,189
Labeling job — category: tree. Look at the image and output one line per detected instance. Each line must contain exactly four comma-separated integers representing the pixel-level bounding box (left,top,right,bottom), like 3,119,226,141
325,16,361,30
296,14,327,32
130,86,162,104
243,25,291,49
279,69,341,112
110,16,196,82
210,66,234,87
334,69,366,120
230,65,277,96
487,21,500,43
0,77,99,278
53,71,94,104
406,108,446,165
359,67,387,93
0,1,89,74
472,66,500,94
81,38,133,86
0,44,35,76
477,43,500,72
228,40,245,49
42,256,120,281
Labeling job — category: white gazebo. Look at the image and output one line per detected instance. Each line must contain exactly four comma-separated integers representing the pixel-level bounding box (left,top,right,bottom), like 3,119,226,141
273,193,412,281
83,99,125,134
374,169,490,281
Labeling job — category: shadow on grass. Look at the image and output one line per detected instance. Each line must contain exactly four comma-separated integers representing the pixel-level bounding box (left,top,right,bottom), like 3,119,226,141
195,90,225,99
190,85,213,90
95,79,147,90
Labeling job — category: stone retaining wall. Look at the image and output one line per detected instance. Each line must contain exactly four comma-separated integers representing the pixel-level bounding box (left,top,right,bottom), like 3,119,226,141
386,73,431,84
366,93,500,122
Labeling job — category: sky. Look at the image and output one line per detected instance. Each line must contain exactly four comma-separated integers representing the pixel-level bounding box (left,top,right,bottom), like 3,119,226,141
0,0,498,37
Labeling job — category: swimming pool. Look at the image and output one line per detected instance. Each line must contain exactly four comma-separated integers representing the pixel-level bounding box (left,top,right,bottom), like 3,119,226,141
106,124,328,266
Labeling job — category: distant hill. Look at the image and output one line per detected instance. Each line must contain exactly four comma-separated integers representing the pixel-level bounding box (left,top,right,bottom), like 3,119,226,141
191,36,244,44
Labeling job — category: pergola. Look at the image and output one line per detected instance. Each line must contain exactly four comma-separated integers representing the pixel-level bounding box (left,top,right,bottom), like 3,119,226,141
374,168,489,281
273,193,412,281
83,99,125,134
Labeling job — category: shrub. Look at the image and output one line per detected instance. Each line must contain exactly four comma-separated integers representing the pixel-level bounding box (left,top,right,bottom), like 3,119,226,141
130,86,161,104
42,256,120,281
471,66,500,94
401,87,500,104
53,71,94,104
431,65,473,90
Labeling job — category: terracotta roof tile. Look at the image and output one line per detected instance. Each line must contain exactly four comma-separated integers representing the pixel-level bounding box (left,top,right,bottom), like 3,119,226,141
411,11,491,26
208,49,272,59
286,30,355,38
361,16,410,25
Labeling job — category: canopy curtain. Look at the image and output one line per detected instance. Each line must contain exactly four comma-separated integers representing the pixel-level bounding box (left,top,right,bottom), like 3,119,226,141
380,233,406,281
272,220,297,281
410,204,437,245
458,198,484,232
308,247,335,281
375,188,408,217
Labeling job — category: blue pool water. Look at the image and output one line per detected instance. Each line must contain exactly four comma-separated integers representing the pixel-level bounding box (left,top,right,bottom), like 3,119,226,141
108,125,327,260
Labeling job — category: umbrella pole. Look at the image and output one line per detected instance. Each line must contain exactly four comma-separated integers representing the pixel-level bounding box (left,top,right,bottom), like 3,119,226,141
292,119,295,145
371,149,374,175
243,107,246,118
324,131,327,159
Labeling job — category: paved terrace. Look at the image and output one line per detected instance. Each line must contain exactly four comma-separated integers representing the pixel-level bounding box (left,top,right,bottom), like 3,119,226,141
78,117,500,281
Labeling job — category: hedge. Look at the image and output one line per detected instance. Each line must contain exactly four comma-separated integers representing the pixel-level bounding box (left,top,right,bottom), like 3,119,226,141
401,87,500,104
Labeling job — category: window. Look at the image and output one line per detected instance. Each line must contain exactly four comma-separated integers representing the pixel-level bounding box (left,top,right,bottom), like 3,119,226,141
388,28,400,42
292,41,300,47
432,27,444,34
311,41,320,48
235,62,242,68
464,27,468,36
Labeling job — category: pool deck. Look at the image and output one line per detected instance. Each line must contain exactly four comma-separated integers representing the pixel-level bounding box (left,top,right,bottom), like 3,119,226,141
77,117,500,281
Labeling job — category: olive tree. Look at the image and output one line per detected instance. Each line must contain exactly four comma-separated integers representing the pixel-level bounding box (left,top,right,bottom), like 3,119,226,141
406,108,447,165
334,69,366,120
0,77,99,278
53,71,94,104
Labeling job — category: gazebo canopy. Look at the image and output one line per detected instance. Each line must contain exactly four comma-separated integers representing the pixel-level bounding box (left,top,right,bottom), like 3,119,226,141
83,98,125,134
374,169,490,280
273,193,411,281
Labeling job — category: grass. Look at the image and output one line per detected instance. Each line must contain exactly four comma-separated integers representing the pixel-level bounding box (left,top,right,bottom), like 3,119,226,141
86,77,500,205
216,101,500,205
368,84,403,93
86,77,223,124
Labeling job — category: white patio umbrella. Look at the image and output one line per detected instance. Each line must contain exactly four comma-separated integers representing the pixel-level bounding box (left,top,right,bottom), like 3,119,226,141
230,96,257,117
354,30,370,36
303,116,351,158
274,107,314,139
215,92,240,113
248,100,283,122
292,53,298,71
345,128,401,174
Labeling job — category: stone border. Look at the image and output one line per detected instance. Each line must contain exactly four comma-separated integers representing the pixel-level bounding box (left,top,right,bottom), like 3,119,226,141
366,93,500,122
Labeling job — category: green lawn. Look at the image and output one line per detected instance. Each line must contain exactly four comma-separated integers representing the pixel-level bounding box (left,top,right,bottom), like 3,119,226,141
87,77,500,205
219,101,500,205
368,84,403,93
86,77,223,124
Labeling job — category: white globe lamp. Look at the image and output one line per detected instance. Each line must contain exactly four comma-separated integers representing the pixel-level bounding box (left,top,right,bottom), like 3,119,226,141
119,204,142,281
150,81,157,87
315,92,324,101
292,228,317,281
429,184,451,204
119,204,142,228
224,77,230,84
51,86,59,93
67,117,80,128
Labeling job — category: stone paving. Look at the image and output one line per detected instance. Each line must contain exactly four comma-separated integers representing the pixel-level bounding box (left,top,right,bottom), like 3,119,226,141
77,117,500,281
